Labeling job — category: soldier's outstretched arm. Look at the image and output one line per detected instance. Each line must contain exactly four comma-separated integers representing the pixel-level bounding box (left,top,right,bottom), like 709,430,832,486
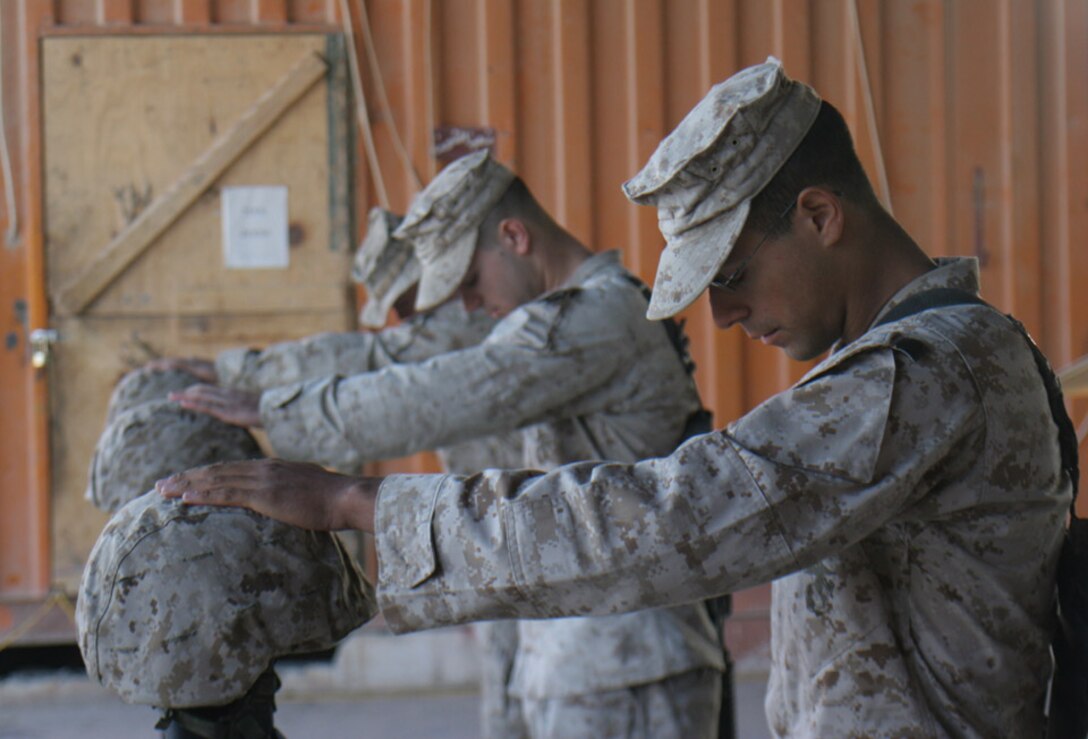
371,341,987,631
215,303,495,393
257,291,650,471
161,340,989,634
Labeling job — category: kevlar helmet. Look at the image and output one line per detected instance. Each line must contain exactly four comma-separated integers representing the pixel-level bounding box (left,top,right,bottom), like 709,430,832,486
85,399,262,513
105,367,204,425
77,492,377,708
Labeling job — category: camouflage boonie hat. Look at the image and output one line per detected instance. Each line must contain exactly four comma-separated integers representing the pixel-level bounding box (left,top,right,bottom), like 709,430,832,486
394,150,516,312
105,367,203,425
353,208,419,329
85,399,263,513
78,493,376,708
623,57,821,319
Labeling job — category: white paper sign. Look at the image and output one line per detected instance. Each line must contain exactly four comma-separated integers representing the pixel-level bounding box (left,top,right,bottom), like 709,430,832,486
221,186,289,269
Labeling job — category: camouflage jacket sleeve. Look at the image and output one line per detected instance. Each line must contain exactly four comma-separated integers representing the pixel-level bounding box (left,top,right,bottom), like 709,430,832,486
373,333,984,631
259,288,650,471
216,302,495,393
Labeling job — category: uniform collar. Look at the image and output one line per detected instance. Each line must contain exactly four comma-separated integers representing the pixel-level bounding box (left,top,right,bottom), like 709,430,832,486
871,257,981,326
552,250,623,292
831,257,981,355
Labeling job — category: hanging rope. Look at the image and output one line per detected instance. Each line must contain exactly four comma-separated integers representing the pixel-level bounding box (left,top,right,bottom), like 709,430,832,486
0,7,20,245
422,0,437,165
338,0,390,208
848,0,893,215
356,0,423,191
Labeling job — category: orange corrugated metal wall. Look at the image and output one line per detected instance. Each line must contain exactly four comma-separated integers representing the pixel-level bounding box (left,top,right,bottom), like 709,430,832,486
1,0,1086,656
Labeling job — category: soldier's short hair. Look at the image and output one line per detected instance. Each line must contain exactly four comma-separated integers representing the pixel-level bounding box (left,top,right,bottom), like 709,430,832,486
746,101,878,238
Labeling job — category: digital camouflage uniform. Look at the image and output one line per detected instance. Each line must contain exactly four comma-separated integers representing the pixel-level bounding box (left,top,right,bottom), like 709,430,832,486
258,249,726,738
363,58,1069,737
371,257,1070,738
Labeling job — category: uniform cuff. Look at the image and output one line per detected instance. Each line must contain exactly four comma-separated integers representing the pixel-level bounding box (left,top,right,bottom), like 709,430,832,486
374,474,448,629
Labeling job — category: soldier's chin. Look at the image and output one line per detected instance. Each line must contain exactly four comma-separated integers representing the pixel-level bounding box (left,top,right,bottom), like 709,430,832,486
784,335,834,362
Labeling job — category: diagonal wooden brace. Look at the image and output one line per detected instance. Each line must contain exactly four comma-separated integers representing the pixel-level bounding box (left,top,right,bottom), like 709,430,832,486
53,51,329,316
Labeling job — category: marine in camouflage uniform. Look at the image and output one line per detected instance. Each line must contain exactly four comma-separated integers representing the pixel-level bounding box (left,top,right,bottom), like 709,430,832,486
171,151,728,739
366,61,1069,736
258,250,725,738
162,59,1071,737
373,254,1066,737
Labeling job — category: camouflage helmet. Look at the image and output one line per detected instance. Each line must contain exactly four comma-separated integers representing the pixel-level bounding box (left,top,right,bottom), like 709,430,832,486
85,399,263,513
77,493,376,708
105,367,204,425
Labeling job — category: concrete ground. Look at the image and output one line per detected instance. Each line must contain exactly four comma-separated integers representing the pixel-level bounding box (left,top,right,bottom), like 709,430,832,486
0,673,770,739
0,680,482,739
0,626,772,738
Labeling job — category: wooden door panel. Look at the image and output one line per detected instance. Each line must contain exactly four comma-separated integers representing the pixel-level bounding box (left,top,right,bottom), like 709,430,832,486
41,33,353,588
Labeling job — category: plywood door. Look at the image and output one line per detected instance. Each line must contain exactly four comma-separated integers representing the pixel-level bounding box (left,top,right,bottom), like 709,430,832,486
41,33,353,588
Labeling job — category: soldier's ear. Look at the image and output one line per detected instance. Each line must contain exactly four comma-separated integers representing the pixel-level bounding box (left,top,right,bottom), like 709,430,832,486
497,218,531,256
797,187,843,248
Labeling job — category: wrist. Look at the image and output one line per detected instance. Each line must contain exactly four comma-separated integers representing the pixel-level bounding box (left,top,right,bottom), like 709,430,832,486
338,476,380,532
246,392,264,428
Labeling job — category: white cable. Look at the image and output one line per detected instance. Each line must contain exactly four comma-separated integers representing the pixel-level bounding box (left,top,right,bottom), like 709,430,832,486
849,0,893,215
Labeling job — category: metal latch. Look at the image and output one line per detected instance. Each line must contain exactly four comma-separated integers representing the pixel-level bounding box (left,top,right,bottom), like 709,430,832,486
29,328,58,369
